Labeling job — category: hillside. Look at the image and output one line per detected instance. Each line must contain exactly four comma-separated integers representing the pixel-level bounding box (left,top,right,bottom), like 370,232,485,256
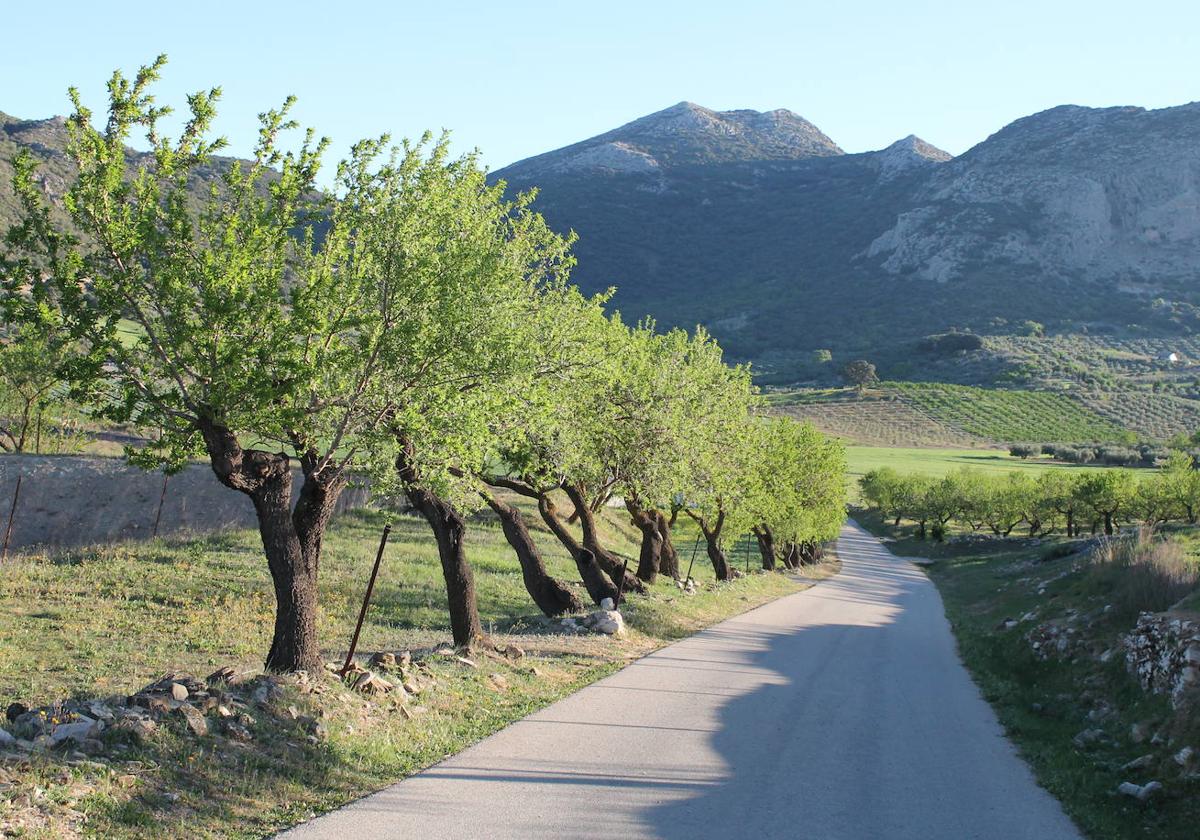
495,100,1200,386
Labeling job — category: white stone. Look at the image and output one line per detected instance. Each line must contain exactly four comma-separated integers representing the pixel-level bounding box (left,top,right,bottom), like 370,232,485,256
599,597,615,611
49,716,98,746
1117,780,1163,801
1174,746,1195,767
0,728,14,747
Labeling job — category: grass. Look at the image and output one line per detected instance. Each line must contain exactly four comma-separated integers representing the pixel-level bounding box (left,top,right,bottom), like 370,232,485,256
0,497,815,839
845,445,1114,491
856,510,1200,839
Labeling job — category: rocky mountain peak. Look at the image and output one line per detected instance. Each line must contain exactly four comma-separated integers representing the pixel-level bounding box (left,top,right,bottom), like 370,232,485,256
497,102,842,180
874,134,952,177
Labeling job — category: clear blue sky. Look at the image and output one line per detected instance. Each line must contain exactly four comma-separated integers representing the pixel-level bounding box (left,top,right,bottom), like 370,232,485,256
3,1,1198,172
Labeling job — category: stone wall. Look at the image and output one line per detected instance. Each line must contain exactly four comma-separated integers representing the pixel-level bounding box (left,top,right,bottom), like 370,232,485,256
1124,612,1200,708
0,455,372,552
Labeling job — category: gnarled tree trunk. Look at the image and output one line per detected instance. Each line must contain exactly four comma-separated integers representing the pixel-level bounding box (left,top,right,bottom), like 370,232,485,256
626,497,662,584
563,484,645,594
199,418,345,673
656,510,680,580
537,493,618,605
396,441,484,648
481,487,583,617
753,524,776,571
686,508,734,581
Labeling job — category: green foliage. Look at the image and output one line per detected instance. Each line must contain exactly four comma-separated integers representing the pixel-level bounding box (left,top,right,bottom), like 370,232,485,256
859,457,1200,538
840,359,878,390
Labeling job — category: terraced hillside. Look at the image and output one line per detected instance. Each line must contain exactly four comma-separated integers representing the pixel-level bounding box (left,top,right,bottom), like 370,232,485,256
888,382,1128,443
769,389,985,447
1076,390,1200,440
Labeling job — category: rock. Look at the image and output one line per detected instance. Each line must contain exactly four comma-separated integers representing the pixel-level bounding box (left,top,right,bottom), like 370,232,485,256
1131,721,1154,744
502,645,525,661
115,716,157,741
169,683,189,702
348,670,396,696
454,656,478,669
0,728,14,748
303,718,329,744
225,721,253,742
1098,648,1116,664
488,674,509,691
206,666,244,686
1117,780,1163,802
584,609,626,636
1122,755,1155,771
368,652,397,671
1073,728,1106,748
6,703,28,722
49,717,99,746
599,597,615,611
216,705,234,719
1173,746,1195,767
176,705,209,737
995,617,1018,631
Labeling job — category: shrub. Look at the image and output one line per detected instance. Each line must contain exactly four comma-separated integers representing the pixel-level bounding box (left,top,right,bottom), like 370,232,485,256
919,333,984,355
1009,444,1040,458
1089,529,1200,618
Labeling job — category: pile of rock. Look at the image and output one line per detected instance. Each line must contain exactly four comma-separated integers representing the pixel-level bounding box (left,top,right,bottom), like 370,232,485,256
0,667,328,761
1026,621,1083,660
1123,612,1200,708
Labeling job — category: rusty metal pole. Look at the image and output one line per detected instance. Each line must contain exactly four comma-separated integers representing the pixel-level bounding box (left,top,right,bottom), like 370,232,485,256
2,472,23,562
684,533,701,582
151,472,168,539
340,523,392,676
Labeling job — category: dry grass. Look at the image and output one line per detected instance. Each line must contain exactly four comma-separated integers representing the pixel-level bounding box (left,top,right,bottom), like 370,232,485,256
1089,528,1200,618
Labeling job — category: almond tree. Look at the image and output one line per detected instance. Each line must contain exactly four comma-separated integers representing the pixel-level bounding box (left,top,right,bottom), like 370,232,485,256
3,59,478,671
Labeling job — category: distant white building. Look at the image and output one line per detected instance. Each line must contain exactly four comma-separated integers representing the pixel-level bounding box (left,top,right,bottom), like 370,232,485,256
1160,351,1182,364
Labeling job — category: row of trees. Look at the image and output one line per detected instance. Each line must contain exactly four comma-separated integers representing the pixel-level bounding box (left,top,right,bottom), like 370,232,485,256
860,453,1200,541
0,58,847,673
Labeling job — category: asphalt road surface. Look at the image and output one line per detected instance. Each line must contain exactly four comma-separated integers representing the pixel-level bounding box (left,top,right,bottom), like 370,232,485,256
281,520,1082,840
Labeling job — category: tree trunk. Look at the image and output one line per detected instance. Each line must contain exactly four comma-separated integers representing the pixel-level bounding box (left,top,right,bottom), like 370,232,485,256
779,541,799,570
687,509,734,581
482,488,583,617
198,418,330,674
563,484,645,594
1104,512,1114,536
753,525,776,571
395,442,484,648
626,498,662,584
1065,511,1074,538
537,493,618,605
656,510,680,580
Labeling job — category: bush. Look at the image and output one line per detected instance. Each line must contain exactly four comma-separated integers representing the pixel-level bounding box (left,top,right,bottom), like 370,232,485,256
1009,444,1040,458
1089,529,1200,618
919,333,984,355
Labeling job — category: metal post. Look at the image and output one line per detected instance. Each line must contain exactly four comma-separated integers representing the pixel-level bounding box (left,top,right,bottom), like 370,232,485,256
340,523,392,676
744,533,751,573
152,472,168,538
684,533,701,582
2,472,23,562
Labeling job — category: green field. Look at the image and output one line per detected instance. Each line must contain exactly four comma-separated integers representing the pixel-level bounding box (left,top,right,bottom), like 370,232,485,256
846,445,1115,487
888,381,1128,443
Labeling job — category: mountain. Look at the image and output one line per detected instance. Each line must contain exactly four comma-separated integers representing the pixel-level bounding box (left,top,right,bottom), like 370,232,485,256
7,101,1200,387
495,101,1200,383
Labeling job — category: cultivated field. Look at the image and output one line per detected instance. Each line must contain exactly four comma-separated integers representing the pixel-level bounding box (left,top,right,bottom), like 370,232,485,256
769,389,984,447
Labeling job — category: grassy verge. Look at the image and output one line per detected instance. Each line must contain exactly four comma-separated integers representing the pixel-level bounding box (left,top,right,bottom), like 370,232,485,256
0,498,814,838
856,510,1200,839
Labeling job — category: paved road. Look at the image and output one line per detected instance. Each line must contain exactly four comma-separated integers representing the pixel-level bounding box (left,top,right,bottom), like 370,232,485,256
281,521,1082,839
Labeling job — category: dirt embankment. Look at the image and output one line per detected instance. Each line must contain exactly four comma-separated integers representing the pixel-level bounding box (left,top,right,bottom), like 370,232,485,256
0,455,371,552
